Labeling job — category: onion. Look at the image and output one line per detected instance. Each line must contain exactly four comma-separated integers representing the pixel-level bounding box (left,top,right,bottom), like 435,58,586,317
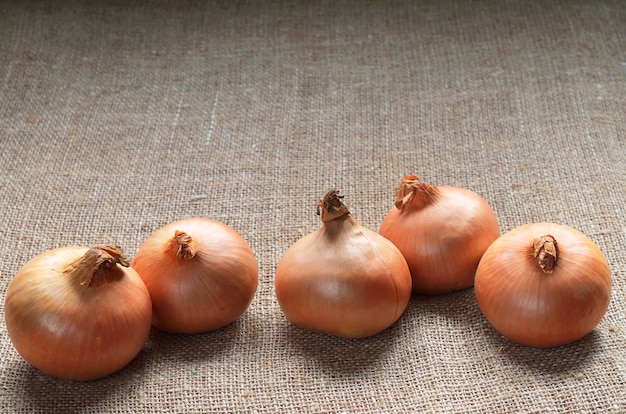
475,222,612,347
4,245,152,381
274,190,412,339
131,217,258,334
379,174,500,295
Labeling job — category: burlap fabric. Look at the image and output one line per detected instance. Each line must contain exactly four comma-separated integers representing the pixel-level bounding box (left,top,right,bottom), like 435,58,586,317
1,0,624,412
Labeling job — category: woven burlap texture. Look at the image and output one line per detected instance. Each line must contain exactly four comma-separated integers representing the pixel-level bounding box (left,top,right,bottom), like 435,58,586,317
1,1,625,413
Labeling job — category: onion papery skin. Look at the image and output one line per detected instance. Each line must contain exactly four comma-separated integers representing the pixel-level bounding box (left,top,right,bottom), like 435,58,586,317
379,175,500,295
4,246,152,381
475,222,612,348
131,218,258,334
275,190,412,339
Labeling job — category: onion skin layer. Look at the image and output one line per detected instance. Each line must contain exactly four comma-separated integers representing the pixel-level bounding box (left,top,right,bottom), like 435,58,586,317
4,246,152,381
275,191,412,339
379,176,500,295
131,218,258,334
475,222,612,348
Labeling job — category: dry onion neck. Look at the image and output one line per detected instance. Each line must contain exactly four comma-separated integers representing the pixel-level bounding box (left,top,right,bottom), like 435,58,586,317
172,230,198,261
394,174,438,210
317,190,351,223
533,235,558,273
64,245,129,288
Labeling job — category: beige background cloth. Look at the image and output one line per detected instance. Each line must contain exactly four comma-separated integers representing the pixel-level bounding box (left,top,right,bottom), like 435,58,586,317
1,0,624,412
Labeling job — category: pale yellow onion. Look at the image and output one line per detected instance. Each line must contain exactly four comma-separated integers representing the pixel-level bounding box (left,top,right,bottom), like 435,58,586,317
379,174,500,294
4,245,152,381
475,222,612,347
131,218,258,334
275,190,412,339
